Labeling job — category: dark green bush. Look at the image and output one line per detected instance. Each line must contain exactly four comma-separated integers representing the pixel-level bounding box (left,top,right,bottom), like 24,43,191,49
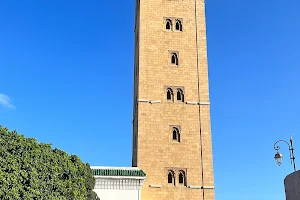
0,125,98,200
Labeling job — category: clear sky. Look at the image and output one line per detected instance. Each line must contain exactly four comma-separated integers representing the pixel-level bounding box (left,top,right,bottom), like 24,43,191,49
0,0,299,199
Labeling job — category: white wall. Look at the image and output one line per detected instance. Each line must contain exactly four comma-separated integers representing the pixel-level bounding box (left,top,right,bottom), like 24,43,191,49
94,189,140,200
93,176,145,200
284,170,300,200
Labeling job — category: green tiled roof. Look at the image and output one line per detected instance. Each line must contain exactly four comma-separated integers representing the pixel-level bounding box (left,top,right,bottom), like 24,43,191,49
92,168,146,177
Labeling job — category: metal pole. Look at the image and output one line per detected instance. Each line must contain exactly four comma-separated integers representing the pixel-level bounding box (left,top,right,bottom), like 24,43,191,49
290,136,296,172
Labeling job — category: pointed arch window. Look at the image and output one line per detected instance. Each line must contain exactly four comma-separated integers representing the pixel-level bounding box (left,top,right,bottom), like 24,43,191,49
171,53,178,65
168,170,175,185
172,127,180,142
175,20,182,31
166,19,172,30
176,89,184,102
167,88,173,101
179,171,186,185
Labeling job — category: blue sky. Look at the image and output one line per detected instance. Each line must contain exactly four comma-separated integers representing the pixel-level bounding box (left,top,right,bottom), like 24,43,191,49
0,0,299,199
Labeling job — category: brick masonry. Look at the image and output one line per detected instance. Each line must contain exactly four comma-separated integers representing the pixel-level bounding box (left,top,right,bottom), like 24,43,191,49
132,0,215,199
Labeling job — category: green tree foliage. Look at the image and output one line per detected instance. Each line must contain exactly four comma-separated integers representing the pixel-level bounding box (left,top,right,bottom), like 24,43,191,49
0,125,98,200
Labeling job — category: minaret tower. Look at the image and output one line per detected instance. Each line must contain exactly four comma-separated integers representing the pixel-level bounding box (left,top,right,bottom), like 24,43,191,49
132,0,215,199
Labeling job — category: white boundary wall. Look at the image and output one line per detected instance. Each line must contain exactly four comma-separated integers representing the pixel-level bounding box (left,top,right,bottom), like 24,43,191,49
93,189,140,200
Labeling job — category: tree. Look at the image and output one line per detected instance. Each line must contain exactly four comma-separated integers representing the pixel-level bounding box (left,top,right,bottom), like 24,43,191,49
0,125,98,200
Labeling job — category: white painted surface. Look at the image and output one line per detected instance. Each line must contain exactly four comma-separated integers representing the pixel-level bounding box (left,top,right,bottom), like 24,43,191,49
284,170,300,200
94,189,140,200
91,166,146,200
92,172,145,200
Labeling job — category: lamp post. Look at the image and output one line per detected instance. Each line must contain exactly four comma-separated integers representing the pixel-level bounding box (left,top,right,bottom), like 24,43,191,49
274,136,296,172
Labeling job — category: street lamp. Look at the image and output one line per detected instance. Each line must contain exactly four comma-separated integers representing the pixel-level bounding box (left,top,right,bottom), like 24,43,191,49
273,136,296,172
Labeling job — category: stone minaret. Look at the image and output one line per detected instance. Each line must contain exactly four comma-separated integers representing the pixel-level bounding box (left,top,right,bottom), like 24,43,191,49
132,0,215,199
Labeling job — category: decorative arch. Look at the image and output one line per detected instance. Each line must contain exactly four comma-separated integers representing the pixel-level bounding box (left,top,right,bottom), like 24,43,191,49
171,53,178,65
166,19,172,30
176,89,184,102
168,170,175,185
175,20,182,31
172,127,180,143
167,88,173,101
178,170,186,185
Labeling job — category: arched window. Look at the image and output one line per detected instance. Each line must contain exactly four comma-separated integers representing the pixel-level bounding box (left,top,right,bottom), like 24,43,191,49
175,20,182,31
166,19,172,30
167,88,173,101
179,171,186,185
171,53,178,65
168,170,175,185
172,127,180,142
176,89,184,102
